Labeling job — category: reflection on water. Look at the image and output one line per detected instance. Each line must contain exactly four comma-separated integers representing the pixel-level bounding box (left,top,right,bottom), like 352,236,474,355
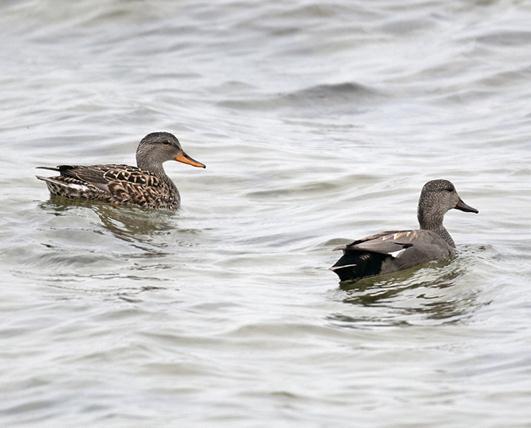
329,249,491,327
92,205,176,242
41,197,178,242
32,199,193,294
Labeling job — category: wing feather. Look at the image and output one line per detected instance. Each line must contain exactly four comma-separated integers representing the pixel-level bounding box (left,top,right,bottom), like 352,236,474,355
56,164,163,187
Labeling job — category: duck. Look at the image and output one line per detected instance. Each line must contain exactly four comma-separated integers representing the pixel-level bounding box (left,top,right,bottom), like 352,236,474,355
36,132,205,210
331,179,478,282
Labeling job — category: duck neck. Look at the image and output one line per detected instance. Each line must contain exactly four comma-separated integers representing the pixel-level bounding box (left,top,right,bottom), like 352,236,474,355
418,210,455,248
137,156,174,186
138,158,163,176
425,224,455,248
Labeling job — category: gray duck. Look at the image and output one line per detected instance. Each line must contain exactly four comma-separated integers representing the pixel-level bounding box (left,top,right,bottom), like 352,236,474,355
36,132,205,210
331,179,478,282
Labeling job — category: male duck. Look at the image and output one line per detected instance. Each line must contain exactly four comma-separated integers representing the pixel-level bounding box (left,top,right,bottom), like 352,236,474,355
36,132,205,210
331,179,478,282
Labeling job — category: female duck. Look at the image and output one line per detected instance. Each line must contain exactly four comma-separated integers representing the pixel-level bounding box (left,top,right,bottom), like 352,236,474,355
36,132,205,210
331,179,478,282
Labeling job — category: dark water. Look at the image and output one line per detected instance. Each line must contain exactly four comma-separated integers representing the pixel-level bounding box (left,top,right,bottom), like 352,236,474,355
1,1,531,426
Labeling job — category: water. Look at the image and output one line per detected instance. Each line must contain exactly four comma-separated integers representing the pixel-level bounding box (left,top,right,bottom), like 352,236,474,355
1,0,531,426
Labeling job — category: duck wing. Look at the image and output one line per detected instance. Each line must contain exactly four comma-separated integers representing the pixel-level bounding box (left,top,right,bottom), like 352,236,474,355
37,164,177,208
332,230,454,282
49,164,163,188
336,230,406,251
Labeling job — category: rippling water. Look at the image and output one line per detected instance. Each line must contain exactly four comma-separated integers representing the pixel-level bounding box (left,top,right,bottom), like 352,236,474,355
1,0,531,426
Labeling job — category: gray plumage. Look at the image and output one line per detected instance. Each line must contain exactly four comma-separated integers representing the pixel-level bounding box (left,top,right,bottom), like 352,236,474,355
36,132,205,210
331,180,479,282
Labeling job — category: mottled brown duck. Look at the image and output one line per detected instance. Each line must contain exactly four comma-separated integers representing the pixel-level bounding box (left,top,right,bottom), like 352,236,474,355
331,179,478,282
36,132,205,210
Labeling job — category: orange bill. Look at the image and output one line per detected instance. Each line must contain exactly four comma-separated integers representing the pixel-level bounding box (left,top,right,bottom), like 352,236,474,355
175,152,206,168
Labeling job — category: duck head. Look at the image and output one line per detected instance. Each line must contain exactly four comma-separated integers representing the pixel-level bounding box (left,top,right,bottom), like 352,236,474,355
136,132,206,171
417,179,478,230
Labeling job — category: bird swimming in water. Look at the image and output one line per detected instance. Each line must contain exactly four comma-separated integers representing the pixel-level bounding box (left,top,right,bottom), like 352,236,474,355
36,132,205,210
331,179,478,283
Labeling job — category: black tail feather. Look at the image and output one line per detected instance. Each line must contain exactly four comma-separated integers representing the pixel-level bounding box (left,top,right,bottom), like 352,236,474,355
36,166,60,172
37,165,75,174
331,251,387,282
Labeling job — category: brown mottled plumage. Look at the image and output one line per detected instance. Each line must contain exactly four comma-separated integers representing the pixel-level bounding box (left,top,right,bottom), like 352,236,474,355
331,180,479,282
36,132,205,210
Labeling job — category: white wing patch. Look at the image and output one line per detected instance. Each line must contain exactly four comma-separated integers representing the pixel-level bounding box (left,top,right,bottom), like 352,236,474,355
66,183,90,191
389,248,407,258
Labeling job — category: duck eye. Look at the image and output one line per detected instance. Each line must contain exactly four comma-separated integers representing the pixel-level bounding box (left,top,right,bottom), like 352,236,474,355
162,141,172,145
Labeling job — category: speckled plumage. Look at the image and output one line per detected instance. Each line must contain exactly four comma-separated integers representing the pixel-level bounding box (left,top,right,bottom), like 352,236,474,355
36,132,205,210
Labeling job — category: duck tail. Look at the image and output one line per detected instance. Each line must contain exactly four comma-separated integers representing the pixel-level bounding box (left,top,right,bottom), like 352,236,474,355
36,165,75,174
36,175,92,198
36,175,58,183
36,166,60,172
35,175,68,187
330,251,387,282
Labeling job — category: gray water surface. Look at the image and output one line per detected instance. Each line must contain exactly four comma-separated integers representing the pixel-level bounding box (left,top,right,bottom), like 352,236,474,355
1,1,531,426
